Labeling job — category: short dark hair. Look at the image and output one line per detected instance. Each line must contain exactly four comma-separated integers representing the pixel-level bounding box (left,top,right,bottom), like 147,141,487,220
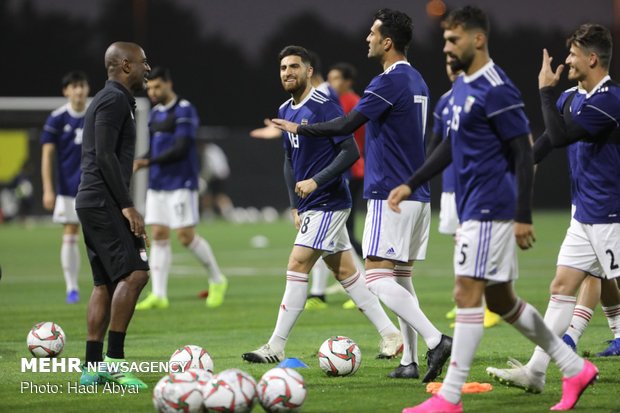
308,50,322,76
330,63,357,81
441,5,490,36
374,8,413,54
278,45,312,66
146,66,172,81
567,24,613,69
61,71,88,88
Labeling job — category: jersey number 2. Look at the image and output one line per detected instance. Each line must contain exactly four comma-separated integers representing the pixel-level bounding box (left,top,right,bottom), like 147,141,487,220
606,249,619,270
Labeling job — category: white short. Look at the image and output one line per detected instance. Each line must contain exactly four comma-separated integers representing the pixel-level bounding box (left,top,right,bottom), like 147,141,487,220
439,192,459,235
145,189,200,229
454,220,518,283
294,209,352,254
53,195,79,224
362,199,430,263
557,218,620,279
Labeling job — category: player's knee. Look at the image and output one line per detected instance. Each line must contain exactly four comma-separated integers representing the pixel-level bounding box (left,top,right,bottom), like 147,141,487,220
177,231,194,247
453,284,482,308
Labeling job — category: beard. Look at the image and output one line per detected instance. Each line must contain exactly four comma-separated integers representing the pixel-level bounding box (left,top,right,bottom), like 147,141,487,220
282,78,306,95
447,52,474,74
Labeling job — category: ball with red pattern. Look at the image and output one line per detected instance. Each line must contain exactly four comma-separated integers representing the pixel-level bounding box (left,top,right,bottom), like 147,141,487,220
26,321,65,357
169,344,214,373
317,336,362,376
153,370,204,413
257,367,306,412
203,368,257,413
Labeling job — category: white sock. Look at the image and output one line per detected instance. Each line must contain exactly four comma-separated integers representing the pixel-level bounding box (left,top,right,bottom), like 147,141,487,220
310,258,330,296
268,271,308,353
565,305,594,344
340,271,399,337
524,294,576,376
61,234,80,292
366,269,441,349
507,300,583,378
149,239,171,299
188,235,224,283
603,304,620,338
438,307,484,404
394,265,418,365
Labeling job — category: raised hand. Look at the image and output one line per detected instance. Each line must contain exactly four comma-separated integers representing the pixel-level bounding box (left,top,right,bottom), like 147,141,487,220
539,48,564,89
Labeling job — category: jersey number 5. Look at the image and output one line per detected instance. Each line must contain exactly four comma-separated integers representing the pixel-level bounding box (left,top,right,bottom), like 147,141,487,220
287,132,299,148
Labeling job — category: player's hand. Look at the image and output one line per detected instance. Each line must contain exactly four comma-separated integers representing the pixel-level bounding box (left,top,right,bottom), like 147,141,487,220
387,184,412,213
291,209,301,230
133,159,150,172
295,179,318,199
250,119,281,139
122,207,146,238
538,48,564,89
42,190,55,211
514,222,536,250
270,118,300,134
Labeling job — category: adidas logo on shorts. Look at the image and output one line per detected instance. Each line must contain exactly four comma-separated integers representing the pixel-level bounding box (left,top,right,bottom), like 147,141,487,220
386,247,396,256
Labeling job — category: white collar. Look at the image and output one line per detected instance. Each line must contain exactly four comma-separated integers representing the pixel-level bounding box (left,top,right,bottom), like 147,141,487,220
463,60,495,83
66,103,86,118
383,60,411,73
291,87,315,110
156,97,178,112
586,75,611,99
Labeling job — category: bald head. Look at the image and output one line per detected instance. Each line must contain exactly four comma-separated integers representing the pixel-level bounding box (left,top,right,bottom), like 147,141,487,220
104,41,150,93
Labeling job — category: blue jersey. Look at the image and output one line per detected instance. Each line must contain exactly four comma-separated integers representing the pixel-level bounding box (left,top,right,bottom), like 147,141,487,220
449,61,531,221
279,88,352,213
558,77,620,224
148,98,200,191
432,89,456,193
354,61,430,202
316,82,341,106
40,104,85,197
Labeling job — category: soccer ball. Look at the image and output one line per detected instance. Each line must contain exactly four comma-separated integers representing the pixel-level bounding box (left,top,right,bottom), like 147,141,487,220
169,344,214,373
26,321,65,357
317,336,362,376
203,368,257,413
153,370,204,413
257,367,306,412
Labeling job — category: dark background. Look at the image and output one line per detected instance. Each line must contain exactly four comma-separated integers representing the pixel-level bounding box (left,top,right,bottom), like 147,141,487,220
1,0,618,212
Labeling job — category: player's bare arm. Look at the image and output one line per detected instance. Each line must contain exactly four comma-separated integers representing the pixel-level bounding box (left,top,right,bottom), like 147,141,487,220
291,208,301,230
133,158,149,172
387,185,412,213
271,118,299,134
41,143,56,210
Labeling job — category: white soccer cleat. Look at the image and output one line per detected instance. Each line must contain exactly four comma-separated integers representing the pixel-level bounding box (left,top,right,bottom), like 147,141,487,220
486,357,545,394
242,344,285,364
376,332,404,359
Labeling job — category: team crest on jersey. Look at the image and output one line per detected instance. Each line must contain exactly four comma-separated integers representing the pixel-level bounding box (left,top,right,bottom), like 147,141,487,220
464,96,476,113
139,248,148,262
301,119,308,125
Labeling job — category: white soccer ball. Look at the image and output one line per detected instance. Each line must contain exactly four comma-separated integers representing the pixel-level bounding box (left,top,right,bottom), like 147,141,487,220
203,368,257,413
169,344,214,373
317,336,362,376
153,370,204,413
26,321,65,357
257,367,306,412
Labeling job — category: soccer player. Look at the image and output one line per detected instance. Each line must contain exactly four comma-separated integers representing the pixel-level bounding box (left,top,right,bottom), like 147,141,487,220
40,71,89,304
388,7,597,412
271,9,452,382
429,63,501,329
486,22,620,393
242,45,402,364
133,67,227,310
76,41,151,388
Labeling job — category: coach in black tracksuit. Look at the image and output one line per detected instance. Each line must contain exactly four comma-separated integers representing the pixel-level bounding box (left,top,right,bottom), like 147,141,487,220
76,41,151,377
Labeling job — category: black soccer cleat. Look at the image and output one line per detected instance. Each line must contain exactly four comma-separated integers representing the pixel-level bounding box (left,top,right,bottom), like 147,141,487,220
422,334,453,383
387,362,419,379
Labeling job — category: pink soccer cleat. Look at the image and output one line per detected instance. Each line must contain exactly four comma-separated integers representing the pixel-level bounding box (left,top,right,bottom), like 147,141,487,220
550,360,598,411
402,394,463,413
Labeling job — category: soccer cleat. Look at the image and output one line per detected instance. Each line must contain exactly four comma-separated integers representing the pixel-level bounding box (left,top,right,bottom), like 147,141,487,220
486,357,545,393
422,335,453,383
377,332,404,359
562,334,577,352
388,363,419,379
100,356,148,389
304,296,328,310
483,308,501,328
206,276,228,308
135,292,169,310
79,363,104,385
550,360,598,411
445,306,457,320
242,344,284,364
66,290,80,304
402,394,463,413
342,299,356,310
595,337,620,356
